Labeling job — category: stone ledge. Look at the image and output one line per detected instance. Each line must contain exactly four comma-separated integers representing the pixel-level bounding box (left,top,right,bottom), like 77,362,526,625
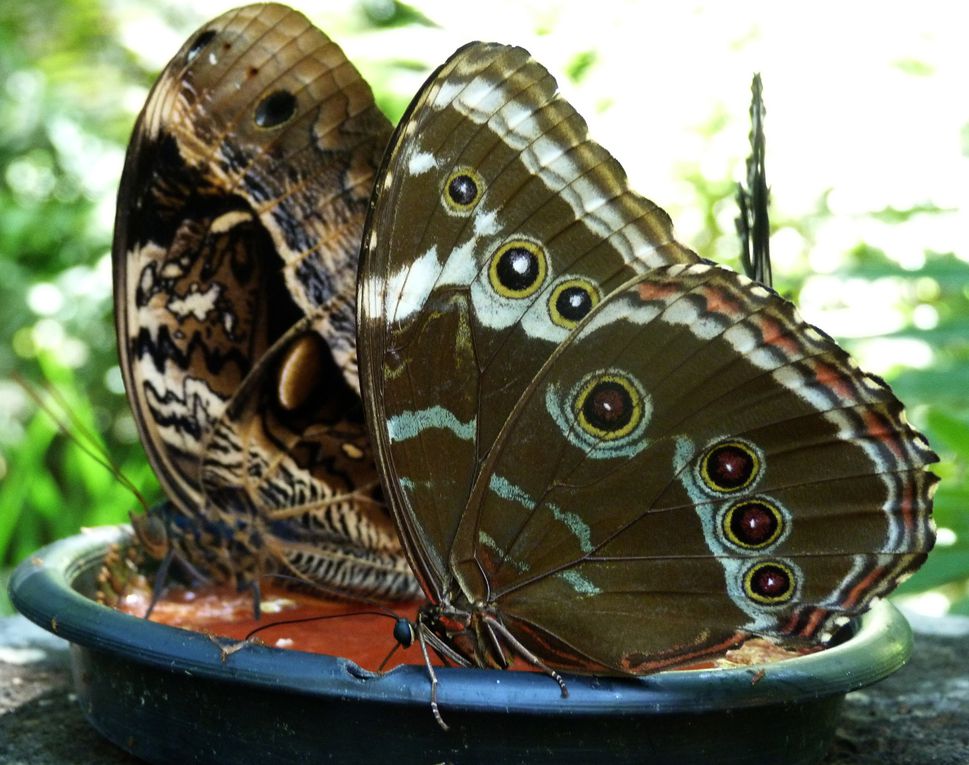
1,612,967,764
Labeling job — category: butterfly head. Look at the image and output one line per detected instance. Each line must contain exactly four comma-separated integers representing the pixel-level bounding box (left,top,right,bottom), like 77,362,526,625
130,506,173,561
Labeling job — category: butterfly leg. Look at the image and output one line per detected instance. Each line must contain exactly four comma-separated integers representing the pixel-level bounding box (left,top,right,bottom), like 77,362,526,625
415,622,449,732
483,615,569,699
247,579,263,621
144,547,175,619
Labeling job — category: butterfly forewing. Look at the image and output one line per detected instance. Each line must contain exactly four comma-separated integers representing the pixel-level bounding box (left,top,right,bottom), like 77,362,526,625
456,264,936,672
359,42,699,600
114,4,416,600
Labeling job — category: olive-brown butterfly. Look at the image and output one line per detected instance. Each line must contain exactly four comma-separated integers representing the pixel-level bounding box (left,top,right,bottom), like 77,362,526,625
357,41,938,724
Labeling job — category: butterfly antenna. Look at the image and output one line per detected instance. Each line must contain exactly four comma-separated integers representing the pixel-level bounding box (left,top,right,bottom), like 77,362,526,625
736,72,773,289
241,607,400,642
377,640,402,672
13,372,151,512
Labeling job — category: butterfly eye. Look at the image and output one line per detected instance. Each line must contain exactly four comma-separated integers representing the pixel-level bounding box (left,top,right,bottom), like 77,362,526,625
130,513,169,559
574,373,643,441
186,29,217,63
548,278,600,329
723,499,784,549
393,617,415,648
699,439,761,494
254,89,298,128
743,561,797,605
488,239,548,299
443,167,484,213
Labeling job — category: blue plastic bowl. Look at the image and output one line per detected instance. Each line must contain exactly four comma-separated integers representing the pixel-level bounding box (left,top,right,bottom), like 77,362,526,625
9,525,914,764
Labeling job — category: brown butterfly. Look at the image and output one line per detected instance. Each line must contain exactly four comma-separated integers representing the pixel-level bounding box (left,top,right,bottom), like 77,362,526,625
356,42,938,727
113,3,418,611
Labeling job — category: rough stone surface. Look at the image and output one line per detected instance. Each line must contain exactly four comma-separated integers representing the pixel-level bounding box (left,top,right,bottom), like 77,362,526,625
0,618,136,764
825,612,969,765
1,612,967,764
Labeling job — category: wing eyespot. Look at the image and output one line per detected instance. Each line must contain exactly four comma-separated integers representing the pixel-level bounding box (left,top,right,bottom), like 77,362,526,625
254,89,298,128
548,278,600,329
186,30,217,63
574,373,643,441
488,239,547,299
722,499,784,549
443,167,484,213
743,560,797,605
698,439,762,495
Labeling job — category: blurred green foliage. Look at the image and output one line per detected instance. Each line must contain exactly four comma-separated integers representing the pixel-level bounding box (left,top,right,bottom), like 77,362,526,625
1,0,966,617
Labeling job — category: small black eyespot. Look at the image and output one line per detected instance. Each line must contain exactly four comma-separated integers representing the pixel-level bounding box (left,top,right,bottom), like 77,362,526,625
448,174,478,206
491,243,546,297
548,278,600,329
254,90,297,128
443,167,484,213
556,285,594,322
187,30,217,63
497,247,538,291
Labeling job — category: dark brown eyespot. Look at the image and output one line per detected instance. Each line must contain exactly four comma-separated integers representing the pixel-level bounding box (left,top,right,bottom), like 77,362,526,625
187,30,217,63
254,90,297,128
724,499,783,549
549,278,599,329
744,561,796,604
575,374,642,441
700,440,761,493
443,167,484,212
488,240,547,298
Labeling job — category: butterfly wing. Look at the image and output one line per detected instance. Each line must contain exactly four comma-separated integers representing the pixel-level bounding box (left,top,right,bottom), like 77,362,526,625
114,4,390,514
358,42,698,598
199,302,419,600
454,264,937,672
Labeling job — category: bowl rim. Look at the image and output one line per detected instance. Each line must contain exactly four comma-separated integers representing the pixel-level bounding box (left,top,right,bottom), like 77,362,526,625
9,524,913,717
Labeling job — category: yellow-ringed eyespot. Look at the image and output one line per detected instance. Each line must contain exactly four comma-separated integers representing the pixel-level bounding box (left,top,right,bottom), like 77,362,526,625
699,439,761,494
443,167,484,213
574,372,644,441
722,499,784,549
548,278,600,329
546,368,651,459
488,239,547,299
743,560,797,605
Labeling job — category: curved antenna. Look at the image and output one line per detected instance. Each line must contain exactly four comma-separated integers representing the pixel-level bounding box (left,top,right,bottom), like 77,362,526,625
241,606,401,642
13,372,151,512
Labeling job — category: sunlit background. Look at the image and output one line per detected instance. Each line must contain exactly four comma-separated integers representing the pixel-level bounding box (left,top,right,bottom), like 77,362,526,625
1,0,966,616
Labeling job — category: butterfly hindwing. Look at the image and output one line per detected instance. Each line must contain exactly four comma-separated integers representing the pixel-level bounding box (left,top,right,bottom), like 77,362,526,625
359,42,699,598
200,303,419,600
455,263,936,672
